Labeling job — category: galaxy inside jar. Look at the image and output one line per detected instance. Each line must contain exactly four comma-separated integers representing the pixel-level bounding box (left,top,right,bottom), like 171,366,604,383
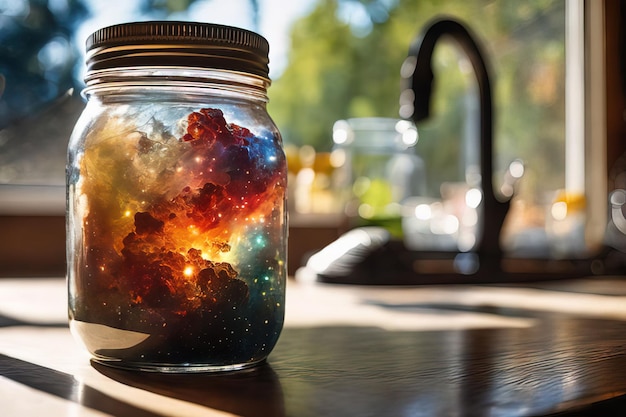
66,21,287,372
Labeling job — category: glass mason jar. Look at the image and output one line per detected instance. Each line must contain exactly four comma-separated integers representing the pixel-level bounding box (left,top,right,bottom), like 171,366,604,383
66,22,287,372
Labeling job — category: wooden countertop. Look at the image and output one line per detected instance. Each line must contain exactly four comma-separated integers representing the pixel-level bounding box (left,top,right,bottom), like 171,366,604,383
2,277,626,416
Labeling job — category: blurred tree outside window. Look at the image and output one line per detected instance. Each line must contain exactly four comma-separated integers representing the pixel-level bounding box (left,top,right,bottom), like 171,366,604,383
270,0,565,196
0,0,568,253
267,0,567,255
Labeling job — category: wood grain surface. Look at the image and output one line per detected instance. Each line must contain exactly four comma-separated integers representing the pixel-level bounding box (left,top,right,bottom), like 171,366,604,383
2,278,626,416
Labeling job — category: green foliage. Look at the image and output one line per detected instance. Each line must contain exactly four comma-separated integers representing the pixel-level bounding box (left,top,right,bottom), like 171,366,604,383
268,0,567,201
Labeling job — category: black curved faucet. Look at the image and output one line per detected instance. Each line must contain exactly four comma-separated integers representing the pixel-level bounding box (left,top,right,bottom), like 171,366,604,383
401,17,511,272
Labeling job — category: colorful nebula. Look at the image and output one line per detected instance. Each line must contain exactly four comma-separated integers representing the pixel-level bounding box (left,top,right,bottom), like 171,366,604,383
69,106,287,365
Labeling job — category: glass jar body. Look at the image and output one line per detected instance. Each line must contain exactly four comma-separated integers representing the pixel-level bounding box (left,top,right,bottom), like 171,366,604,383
67,84,287,372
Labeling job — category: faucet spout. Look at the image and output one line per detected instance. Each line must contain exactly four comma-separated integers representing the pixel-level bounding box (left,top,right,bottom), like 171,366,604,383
401,17,510,267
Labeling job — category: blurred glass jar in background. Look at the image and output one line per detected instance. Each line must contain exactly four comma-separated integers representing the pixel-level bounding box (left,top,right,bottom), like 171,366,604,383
332,117,425,237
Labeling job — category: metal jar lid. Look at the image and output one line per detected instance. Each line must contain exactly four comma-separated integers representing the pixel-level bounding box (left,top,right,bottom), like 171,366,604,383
85,21,270,79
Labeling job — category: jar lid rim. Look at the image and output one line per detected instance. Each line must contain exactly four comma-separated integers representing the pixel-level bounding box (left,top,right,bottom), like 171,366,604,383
85,21,270,79
87,21,268,52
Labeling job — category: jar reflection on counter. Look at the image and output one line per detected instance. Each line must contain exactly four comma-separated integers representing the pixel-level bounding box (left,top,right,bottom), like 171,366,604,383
66,22,287,372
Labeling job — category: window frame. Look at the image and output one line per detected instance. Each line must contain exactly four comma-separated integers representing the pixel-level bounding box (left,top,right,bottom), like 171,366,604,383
0,0,623,277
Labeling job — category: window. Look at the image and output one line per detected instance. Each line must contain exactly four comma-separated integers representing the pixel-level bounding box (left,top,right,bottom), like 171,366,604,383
0,0,622,276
